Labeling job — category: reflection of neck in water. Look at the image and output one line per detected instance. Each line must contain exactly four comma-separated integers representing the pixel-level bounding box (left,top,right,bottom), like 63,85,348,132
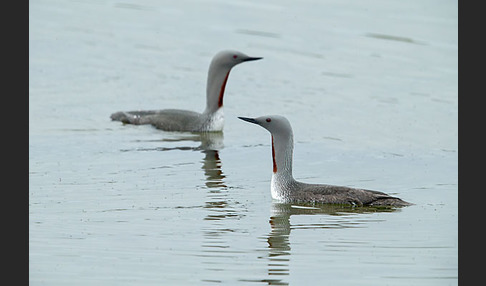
267,205,291,284
198,132,226,189
137,131,227,190
201,149,226,189
265,203,400,285
129,131,227,189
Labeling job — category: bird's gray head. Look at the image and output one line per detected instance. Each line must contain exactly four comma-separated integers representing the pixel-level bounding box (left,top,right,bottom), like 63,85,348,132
211,50,263,69
239,115,294,175
238,115,293,137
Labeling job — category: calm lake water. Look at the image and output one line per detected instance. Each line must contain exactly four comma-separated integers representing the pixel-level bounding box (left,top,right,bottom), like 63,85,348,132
30,0,458,285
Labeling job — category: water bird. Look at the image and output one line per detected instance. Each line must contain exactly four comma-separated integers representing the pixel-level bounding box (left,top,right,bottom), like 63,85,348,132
238,115,412,207
111,50,263,132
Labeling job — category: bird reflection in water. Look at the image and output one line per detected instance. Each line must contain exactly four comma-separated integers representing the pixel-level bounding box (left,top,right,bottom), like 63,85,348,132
127,131,230,216
144,131,243,281
128,131,224,153
262,203,399,285
201,148,226,189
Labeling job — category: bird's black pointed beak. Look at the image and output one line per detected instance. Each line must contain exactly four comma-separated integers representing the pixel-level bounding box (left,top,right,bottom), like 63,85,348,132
243,57,263,62
238,117,259,125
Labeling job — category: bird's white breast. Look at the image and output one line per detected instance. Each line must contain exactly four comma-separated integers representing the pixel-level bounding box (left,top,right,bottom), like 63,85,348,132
271,175,286,201
206,108,224,131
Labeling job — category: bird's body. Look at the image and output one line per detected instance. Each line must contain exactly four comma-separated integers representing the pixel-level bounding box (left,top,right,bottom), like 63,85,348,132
111,108,223,132
239,115,412,207
111,50,262,132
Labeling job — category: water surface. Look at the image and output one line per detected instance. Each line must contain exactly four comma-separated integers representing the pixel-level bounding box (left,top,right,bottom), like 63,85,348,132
30,0,457,285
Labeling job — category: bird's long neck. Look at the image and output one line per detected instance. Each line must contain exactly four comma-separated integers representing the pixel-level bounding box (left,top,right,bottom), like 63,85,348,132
204,63,232,115
270,132,296,200
271,133,295,184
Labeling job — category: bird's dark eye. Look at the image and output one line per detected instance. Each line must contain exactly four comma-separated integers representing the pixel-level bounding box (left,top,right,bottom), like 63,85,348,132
233,55,238,59
266,118,271,122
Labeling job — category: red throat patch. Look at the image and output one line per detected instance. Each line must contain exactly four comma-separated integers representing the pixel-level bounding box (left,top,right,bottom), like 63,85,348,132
272,136,277,173
218,72,230,108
